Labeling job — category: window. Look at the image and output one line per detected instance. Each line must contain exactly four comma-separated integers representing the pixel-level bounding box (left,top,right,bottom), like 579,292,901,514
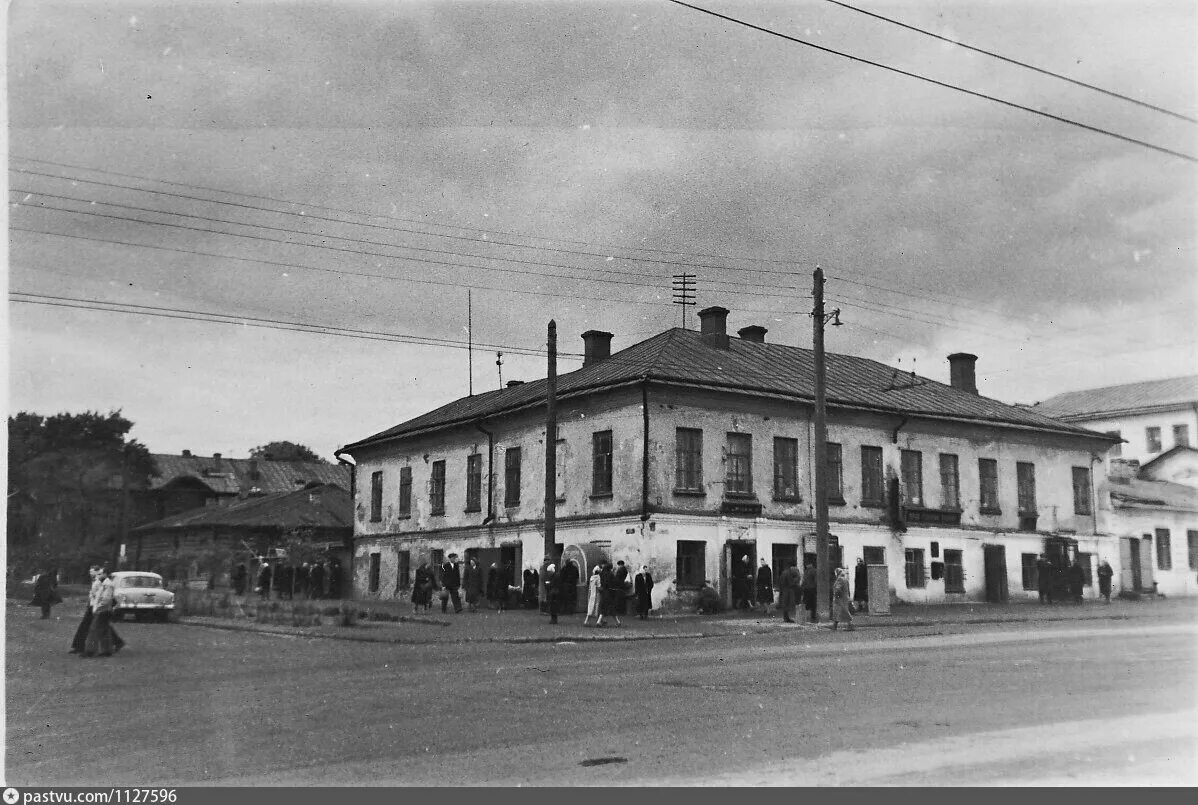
368,552,381,593
861,446,884,506
504,447,522,506
1156,528,1172,570
1107,431,1122,457
1174,424,1190,448
901,450,924,507
863,546,885,565
943,549,965,593
592,430,613,495
979,459,999,513
826,442,844,503
429,460,446,515
398,467,412,516
726,433,752,494
397,550,411,591
370,471,383,522
939,454,960,510
1146,426,1162,453
465,454,482,512
1077,552,1093,586
1016,462,1037,515
676,541,706,589
675,428,703,492
773,437,799,500
904,548,926,588
1021,553,1038,591
1188,530,1198,571
1072,466,1093,515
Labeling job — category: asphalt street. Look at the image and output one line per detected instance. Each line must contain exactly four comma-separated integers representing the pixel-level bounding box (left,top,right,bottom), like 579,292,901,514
6,603,1196,786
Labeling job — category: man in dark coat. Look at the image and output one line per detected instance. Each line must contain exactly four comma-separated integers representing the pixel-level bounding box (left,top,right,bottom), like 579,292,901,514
596,563,621,627
614,560,630,615
31,567,62,619
327,559,342,599
634,565,654,619
853,558,869,613
755,559,774,612
732,554,754,610
1097,559,1114,603
543,563,561,624
778,561,800,623
697,579,720,615
799,560,818,623
560,560,580,614
1067,558,1086,604
1036,554,1054,604
522,567,539,609
442,554,463,613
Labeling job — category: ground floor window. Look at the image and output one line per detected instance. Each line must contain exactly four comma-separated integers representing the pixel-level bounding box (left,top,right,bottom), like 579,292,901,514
1189,530,1198,571
1076,552,1093,586
1156,529,1172,570
904,549,926,589
676,541,706,589
863,545,885,565
396,550,411,591
1021,553,1038,591
368,552,381,593
943,549,965,593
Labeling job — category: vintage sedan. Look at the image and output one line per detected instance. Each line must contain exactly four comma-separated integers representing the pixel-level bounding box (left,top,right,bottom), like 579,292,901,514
110,571,175,622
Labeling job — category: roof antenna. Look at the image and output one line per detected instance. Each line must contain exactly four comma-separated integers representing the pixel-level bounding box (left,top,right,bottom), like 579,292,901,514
496,351,504,390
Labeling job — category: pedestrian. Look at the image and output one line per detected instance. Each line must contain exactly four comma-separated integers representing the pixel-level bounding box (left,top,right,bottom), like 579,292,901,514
328,558,342,599
495,562,513,613
441,554,463,613
755,558,774,614
522,565,539,609
84,567,121,657
777,560,800,623
634,565,654,619
732,554,754,610
1097,559,1114,604
308,560,325,600
256,560,272,600
1068,558,1086,604
853,557,869,614
697,579,720,615
233,563,248,596
543,563,561,624
560,559,580,614
1035,554,1054,604
279,564,294,600
412,562,434,613
597,563,622,628
614,560,630,615
831,567,855,631
463,558,483,613
31,566,62,619
583,565,602,626
70,565,101,654
799,559,818,623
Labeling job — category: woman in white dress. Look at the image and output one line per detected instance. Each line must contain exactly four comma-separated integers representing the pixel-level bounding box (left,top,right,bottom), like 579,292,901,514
582,565,602,626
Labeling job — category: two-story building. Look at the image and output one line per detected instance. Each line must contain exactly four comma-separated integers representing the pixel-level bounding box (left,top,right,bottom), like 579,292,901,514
338,307,1118,610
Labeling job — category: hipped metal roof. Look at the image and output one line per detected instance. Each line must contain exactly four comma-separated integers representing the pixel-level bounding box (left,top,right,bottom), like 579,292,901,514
1033,375,1198,421
343,328,1112,452
149,453,350,496
131,483,352,533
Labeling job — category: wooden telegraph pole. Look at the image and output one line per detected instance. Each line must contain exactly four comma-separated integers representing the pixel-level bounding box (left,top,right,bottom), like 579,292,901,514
812,267,831,619
544,320,558,565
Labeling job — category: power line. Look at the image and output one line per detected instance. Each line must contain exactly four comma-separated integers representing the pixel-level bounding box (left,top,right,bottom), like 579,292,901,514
665,0,1197,163
823,0,1197,123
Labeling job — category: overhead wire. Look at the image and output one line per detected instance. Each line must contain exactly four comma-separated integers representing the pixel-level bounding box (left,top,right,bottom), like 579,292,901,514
664,0,1196,163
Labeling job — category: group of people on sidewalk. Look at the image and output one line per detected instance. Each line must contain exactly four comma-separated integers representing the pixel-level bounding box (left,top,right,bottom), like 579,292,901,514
725,556,867,630
1035,554,1116,605
542,560,654,627
411,555,542,615
247,558,342,601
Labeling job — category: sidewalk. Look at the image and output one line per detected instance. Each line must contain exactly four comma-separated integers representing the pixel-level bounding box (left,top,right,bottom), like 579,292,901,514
174,596,1198,646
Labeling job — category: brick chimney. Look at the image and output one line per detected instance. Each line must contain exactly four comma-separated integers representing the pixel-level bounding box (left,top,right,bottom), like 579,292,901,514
947,353,978,394
581,330,613,367
182,449,191,457
737,325,767,343
698,306,730,349
213,452,222,462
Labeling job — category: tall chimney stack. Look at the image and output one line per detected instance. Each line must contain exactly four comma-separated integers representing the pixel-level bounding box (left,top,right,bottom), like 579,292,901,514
947,353,979,395
698,306,730,349
737,325,767,343
581,330,613,367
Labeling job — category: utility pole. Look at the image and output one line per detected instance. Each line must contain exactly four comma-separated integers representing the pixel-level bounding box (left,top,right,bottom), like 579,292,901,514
811,266,841,620
672,273,696,329
544,321,557,565
467,290,473,397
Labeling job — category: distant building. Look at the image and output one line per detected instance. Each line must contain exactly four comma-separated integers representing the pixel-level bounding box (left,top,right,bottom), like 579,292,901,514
339,307,1118,608
1033,375,1198,467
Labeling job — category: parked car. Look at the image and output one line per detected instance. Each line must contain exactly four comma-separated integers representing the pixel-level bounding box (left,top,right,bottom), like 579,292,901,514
110,571,175,622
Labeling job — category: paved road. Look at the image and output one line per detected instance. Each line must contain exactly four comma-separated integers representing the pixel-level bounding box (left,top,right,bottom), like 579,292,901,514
6,604,1195,786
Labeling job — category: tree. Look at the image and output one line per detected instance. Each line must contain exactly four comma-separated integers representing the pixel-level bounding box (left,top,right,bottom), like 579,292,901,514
7,410,157,580
249,441,326,463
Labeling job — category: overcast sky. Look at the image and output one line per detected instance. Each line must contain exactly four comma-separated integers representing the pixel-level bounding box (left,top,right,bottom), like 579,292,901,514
7,0,1195,461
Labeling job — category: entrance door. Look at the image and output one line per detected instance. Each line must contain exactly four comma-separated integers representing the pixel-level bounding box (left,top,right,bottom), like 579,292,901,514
724,541,756,608
983,544,1008,603
772,544,797,592
1121,538,1141,592
1138,536,1154,593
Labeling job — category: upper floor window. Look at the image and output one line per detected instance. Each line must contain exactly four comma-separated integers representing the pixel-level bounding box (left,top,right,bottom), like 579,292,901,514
429,460,446,515
1146,426,1162,453
860,446,884,506
1016,462,1037,515
900,450,924,507
675,428,703,492
465,454,482,513
979,458,1000,513
773,437,799,500
398,467,412,516
1174,424,1190,448
592,430,614,496
726,433,752,494
504,447,522,507
939,454,960,510
370,471,383,522
1072,466,1093,515
826,442,844,503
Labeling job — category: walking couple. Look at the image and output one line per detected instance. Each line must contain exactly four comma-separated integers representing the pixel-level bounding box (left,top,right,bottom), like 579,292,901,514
69,565,126,658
